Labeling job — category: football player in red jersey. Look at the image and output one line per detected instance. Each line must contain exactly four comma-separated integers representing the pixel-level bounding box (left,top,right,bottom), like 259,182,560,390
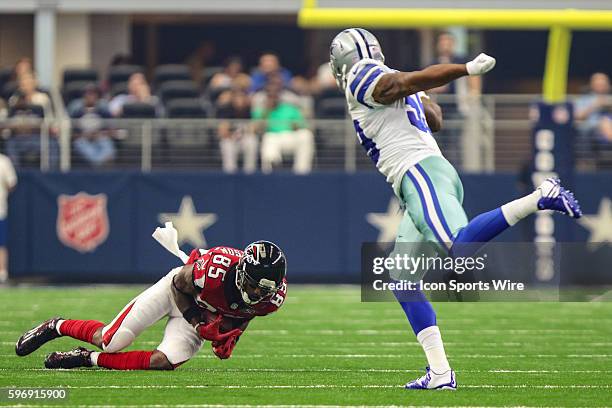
15,224,287,370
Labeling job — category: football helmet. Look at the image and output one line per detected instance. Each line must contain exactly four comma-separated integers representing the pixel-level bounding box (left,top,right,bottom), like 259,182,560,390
329,28,385,91
236,240,286,305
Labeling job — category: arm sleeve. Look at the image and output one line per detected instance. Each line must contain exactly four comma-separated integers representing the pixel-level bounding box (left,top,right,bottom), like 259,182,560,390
346,60,388,109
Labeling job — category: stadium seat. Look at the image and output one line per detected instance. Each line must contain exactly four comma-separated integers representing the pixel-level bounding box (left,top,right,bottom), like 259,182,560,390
121,102,157,118
166,98,208,118
63,68,98,85
201,66,223,87
315,97,346,119
9,103,44,118
0,67,12,89
108,65,143,86
154,64,191,85
159,80,199,103
2,81,17,100
110,82,129,97
62,81,96,104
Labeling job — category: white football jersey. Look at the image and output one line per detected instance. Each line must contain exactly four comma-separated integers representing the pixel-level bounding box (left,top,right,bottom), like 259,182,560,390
345,58,443,197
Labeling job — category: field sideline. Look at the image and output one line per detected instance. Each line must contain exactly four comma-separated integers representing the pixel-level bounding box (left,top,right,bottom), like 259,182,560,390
0,285,610,407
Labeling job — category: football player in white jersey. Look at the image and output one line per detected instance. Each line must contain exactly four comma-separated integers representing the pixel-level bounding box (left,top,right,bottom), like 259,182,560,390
330,28,583,390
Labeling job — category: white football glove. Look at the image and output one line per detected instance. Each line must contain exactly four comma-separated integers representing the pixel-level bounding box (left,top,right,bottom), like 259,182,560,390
466,53,496,76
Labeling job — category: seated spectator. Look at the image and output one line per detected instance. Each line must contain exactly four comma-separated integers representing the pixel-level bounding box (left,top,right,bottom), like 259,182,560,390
209,56,251,94
109,73,163,117
5,94,59,168
70,85,115,167
252,72,305,115
250,52,292,93
311,61,338,94
13,57,34,81
575,72,611,137
596,113,612,143
8,73,53,118
253,83,314,174
216,90,257,174
289,76,314,119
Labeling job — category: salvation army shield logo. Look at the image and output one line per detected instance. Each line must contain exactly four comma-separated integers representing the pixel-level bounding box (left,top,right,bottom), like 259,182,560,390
57,193,109,253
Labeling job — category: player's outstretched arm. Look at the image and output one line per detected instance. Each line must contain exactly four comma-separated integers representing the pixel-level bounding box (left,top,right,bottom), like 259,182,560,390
372,53,496,105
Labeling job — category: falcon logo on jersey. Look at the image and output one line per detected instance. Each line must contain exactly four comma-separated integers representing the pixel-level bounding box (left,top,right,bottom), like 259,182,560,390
57,192,109,253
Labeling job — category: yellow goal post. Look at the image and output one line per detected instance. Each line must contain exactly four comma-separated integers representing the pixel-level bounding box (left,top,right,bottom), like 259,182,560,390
298,1,612,103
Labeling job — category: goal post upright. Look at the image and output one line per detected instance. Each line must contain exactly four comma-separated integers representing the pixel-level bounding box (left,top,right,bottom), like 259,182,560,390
298,4,612,102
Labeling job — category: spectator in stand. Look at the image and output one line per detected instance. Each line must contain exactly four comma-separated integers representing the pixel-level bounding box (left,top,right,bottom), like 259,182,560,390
186,40,217,85
252,72,304,115
8,73,53,118
209,57,244,90
429,31,481,98
250,52,292,93
208,56,251,102
109,73,163,117
5,74,58,168
254,81,314,174
575,72,611,137
311,61,338,95
288,76,314,119
70,85,115,167
0,152,17,283
596,111,612,143
216,89,257,173
12,57,34,81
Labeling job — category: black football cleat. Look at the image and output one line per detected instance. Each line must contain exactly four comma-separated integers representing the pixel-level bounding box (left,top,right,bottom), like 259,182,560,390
44,347,93,369
15,317,63,356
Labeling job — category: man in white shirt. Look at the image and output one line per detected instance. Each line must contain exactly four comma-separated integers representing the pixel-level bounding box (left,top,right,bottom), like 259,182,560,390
0,153,17,283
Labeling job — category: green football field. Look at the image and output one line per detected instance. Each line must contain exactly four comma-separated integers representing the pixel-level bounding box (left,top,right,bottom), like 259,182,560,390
0,285,610,407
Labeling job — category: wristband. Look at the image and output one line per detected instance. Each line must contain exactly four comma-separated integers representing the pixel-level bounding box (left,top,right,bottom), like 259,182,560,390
182,307,201,324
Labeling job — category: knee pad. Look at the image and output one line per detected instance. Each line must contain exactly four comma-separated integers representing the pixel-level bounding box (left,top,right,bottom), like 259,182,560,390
102,327,135,352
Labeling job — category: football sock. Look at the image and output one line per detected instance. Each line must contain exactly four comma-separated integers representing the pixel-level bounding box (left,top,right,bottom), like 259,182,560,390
450,190,542,257
451,208,510,257
500,190,541,226
57,319,105,344
95,351,153,370
416,325,451,374
394,289,437,335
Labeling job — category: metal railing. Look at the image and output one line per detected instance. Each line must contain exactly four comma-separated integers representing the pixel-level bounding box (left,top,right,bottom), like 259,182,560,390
0,94,607,173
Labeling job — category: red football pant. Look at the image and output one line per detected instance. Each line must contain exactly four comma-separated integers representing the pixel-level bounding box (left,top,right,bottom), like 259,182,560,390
59,320,104,345
97,351,153,370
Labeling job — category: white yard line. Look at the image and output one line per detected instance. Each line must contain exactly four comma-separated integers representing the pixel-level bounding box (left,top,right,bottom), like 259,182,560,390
0,405,577,408
0,368,609,374
3,384,610,390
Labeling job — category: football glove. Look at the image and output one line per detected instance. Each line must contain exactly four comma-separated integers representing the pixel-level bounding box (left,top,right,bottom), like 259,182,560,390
212,333,240,360
195,315,242,342
466,53,496,76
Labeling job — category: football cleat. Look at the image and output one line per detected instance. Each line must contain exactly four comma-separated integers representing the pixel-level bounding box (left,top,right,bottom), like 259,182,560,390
537,178,582,219
15,317,63,356
405,366,457,390
44,347,93,369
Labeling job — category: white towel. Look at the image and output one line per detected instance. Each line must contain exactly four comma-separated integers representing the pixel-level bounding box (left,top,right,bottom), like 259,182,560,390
152,222,189,264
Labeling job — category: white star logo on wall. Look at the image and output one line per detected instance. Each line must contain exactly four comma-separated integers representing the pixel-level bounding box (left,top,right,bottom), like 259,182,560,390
158,196,218,248
366,198,403,243
578,197,612,251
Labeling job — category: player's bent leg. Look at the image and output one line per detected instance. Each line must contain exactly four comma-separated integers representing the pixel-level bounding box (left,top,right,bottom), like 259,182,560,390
156,316,203,367
102,268,179,352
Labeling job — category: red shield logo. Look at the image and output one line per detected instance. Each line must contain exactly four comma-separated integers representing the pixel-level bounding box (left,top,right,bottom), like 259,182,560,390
57,193,109,253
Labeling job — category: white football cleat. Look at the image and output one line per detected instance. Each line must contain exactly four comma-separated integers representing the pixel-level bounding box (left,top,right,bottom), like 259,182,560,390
404,366,457,390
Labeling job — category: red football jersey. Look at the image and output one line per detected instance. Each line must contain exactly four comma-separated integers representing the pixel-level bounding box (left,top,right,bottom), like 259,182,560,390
188,246,287,319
